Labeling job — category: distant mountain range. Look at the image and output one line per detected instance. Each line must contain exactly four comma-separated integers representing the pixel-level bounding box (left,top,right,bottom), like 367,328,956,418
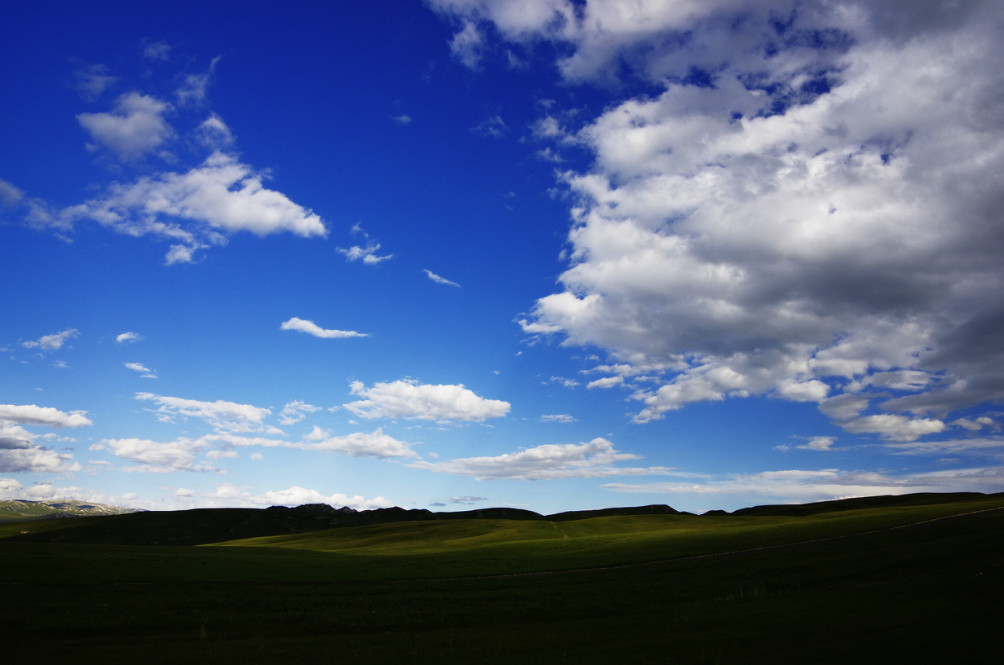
0,499,139,522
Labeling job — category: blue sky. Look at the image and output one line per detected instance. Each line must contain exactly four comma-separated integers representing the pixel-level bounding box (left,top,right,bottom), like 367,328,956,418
2,0,1003,514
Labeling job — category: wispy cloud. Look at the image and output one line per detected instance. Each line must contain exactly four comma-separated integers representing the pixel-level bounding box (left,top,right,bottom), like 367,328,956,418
412,437,670,481
280,317,367,339
424,269,460,287
135,393,275,434
540,414,576,424
124,362,157,379
73,63,118,101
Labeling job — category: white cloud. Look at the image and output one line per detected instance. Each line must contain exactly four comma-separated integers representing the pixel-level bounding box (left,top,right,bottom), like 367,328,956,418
540,413,576,423
605,465,1004,508
77,92,173,160
74,64,118,101
124,362,157,378
0,178,23,206
184,429,418,460
797,436,837,452
586,376,623,390
165,482,393,510
279,400,320,425
195,114,234,148
449,19,485,69
884,436,1004,456
55,151,326,263
0,404,92,428
953,417,999,432
424,269,460,287
142,40,173,61
344,379,510,422
411,437,669,480
302,428,418,459
548,376,580,388
103,436,215,473
456,1,1004,439
839,414,946,442
262,486,393,510
472,114,507,138
22,329,79,352
337,242,393,265
175,56,220,106
0,422,82,473
0,405,88,473
280,317,367,339
116,331,142,343
135,393,272,433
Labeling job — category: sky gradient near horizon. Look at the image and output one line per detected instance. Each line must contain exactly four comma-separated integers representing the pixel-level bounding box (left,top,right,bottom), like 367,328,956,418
2,0,1003,514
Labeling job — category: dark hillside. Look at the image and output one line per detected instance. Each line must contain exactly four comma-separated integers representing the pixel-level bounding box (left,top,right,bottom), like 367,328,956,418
548,504,682,520
5,492,999,546
731,492,996,516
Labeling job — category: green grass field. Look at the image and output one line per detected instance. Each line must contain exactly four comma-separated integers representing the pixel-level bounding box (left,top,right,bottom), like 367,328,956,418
2,494,1002,663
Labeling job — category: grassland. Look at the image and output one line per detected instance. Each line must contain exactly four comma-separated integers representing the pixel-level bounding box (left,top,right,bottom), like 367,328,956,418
1,493,1002,663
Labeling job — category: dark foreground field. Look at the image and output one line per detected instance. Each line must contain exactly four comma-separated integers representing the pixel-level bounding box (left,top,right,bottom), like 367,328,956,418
2,493,1002,664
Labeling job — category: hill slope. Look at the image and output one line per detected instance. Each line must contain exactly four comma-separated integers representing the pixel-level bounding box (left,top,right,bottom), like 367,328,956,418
2,492,1000,548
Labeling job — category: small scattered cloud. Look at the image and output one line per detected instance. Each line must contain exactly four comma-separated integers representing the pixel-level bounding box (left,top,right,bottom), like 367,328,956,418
279,400,320,425
116,331,142,344
775,436,837,452
337,242,393,265
586,376,624,390
424,269,460,287
124,362,157,379
280,317,368,339
449,19,485,69
344,379,510,422
195,114,235,148
548,376,581,389
953,416,999,432
392,114,412,125
540,414,576,423
142,40,173,61
450,495,487,504
74,64,118,101
0,178,23,206
22,329,79,352
472,114,507,138
77,92,173,160
175,56,220,106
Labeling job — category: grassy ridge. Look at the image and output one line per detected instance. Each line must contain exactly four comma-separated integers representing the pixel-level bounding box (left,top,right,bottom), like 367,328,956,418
211,496,1004,577
2,494,1002,663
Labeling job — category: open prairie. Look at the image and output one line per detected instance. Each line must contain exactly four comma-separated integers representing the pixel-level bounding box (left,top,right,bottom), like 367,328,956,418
2,494,1002,664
